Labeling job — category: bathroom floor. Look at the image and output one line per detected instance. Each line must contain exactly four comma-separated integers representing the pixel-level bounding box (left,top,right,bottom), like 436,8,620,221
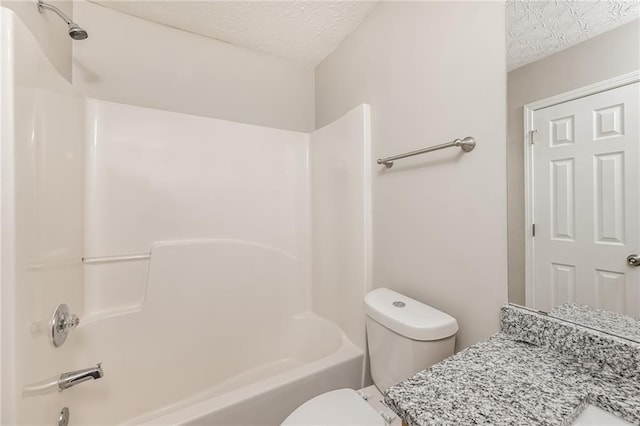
360,385,402,426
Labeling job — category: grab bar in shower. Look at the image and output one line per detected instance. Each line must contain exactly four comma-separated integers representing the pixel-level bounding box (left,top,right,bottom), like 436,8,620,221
82,253,151,264
376,136,476,168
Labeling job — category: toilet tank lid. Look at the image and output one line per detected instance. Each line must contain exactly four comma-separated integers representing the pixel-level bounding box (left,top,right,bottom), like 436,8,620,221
365,288,458,341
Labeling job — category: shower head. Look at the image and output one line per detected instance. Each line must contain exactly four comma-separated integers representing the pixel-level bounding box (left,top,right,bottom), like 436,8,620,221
37,0,88,40
68,23,88,40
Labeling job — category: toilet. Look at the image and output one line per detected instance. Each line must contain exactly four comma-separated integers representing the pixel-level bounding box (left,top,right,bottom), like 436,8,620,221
282,288,458,425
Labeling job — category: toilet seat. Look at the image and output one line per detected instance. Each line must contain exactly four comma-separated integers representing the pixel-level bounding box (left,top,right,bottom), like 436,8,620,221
281,389,386,426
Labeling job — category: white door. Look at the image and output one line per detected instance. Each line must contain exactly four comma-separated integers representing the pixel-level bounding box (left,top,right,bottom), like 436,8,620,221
531,82,640,315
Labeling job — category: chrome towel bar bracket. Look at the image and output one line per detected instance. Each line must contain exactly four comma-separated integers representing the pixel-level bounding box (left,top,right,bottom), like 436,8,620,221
377,136,476,168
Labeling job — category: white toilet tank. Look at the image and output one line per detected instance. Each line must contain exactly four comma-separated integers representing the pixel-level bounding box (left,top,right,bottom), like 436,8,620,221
365,288,458,392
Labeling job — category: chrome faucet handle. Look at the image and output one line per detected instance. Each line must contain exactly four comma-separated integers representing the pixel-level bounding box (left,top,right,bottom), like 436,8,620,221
50,304,80,347
63,313,80,331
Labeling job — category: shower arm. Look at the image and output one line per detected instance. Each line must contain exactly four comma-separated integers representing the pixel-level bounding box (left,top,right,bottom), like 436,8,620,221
37,0,73,26
36,0,88,40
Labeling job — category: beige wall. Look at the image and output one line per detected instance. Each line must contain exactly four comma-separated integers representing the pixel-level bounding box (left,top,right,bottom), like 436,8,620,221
316,1,508,350
1,0,72,80
507,19,640,305
72,1,314,132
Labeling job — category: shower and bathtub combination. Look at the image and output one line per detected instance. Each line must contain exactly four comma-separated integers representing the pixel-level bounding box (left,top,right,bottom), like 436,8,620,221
0,6,373,425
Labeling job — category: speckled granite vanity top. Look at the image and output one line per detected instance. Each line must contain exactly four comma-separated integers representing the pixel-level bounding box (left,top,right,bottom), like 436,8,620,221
384,305,640,426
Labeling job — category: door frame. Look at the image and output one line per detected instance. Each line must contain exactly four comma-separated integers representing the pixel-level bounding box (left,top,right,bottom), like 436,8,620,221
523,70,640,308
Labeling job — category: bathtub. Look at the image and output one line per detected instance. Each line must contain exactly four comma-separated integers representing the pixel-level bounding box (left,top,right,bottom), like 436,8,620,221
128,314,363,426
68,242,365,425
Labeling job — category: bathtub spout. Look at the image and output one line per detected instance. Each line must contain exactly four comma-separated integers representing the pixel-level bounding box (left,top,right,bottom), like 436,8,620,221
58,363,103,391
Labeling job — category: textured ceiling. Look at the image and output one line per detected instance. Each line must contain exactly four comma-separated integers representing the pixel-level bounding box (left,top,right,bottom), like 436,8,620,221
507,0,640,71
91,1,378,66
91,1,639,71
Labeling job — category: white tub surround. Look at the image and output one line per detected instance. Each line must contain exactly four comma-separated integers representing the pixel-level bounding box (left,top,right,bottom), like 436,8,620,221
83,98,311,321
1,4,375,425
311,104,372,354
1,13,373,422
75,99,372,424
0,7,84,426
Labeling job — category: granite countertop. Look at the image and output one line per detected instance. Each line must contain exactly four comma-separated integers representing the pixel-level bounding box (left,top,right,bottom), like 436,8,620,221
385,329,640,425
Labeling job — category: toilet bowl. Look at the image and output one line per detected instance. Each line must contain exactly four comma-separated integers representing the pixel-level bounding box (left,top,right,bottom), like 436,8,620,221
281,388,387,426
281,288,458,425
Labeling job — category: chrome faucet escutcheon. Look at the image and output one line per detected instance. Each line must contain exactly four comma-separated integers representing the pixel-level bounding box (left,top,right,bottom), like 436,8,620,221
50,304,80,347
58,363,104,391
